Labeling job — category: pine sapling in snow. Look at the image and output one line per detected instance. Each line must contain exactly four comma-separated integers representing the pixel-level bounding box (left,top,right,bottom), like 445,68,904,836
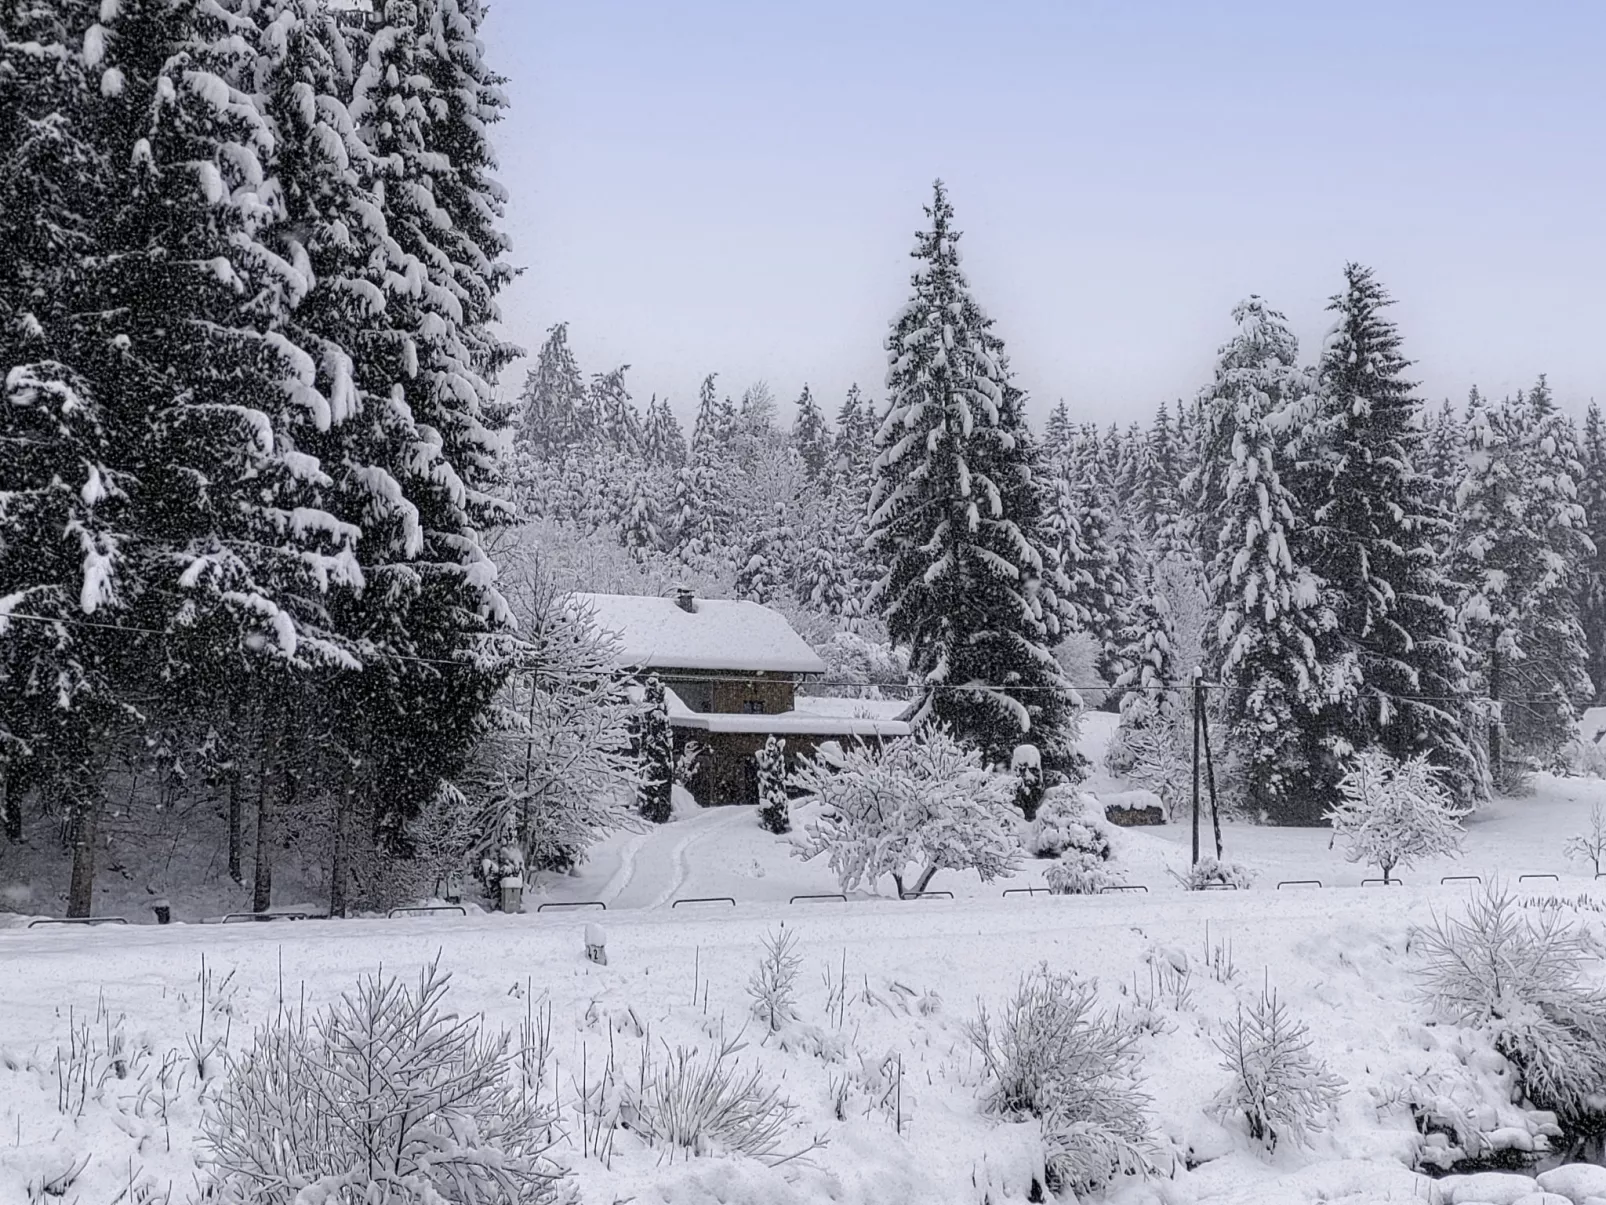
1565,800,1606,876
747,926,802,1032
1211,984,1345,1151
1324,749,1468,884
755,736,791,834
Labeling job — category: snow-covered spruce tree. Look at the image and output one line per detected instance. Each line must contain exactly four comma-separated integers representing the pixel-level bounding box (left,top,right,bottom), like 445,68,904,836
642,392,688,468
868,181,1079,768
339,0,519,862
1291,265,1483,809
1579,399,1606,703
791,493,862,620
1324,749,1467,883
791,383,831,480
637,676,675,822
671,373,737,567
517,321,589,457
1052,424,1128,688
734,503,796,605
755,736,790,834
1103,567,1187,797
1193,299,1329,821
790,725,1021,896
609,461,663,557
830,382,878,492
1421,395,1464,521
0,0,124,863
1453,383,1594,788
591,364,641,455
1044,399,1074,464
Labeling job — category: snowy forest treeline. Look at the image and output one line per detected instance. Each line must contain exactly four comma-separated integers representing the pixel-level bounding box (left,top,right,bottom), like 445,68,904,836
2,4,1600,917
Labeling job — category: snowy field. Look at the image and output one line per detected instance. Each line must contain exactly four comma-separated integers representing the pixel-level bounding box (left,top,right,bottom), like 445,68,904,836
6,715,1606,1204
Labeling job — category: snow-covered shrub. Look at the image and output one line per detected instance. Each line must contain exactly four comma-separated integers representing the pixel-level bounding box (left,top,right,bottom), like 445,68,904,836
203,961,565,1204
673,739,705,790
1169,857,1256,891
1414,884,1606,1126
755,736,790,835
966,965,1151,1195
627,1035,818,1164
1565,800,1606,876
790,725,1021,896
1325,749,1468,883
1011,744,1046,820
1026,786,1111,861
1212,985,1344,1150
747,926,802,1032
1044,851,1118,896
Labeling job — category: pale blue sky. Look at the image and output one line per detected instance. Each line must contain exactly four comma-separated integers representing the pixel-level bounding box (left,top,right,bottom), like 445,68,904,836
482,0,1604,428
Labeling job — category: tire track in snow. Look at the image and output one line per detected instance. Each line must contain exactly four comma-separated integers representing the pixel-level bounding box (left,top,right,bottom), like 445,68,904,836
608,807,751,911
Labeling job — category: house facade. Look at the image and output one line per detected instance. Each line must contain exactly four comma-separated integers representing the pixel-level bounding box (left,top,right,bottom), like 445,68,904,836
574,589,913,805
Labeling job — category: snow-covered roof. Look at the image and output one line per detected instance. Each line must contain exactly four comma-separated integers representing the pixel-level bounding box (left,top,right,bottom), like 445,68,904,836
791,696,916,723
573,592,827,675
662,686,911,738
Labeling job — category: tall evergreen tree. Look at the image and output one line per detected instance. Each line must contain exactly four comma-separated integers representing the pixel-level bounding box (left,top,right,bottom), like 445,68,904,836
641,394,687,468
517,322,587,456
1292,264,1482,808
791,384,831,480
1578,400,1606,700
1196,299,1328,820
867,181,1078,768
591,365,641,455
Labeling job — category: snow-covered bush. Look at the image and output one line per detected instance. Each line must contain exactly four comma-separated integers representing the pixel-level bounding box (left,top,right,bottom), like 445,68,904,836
673,739,705,791
203,961,564,1204
1044,851,1118,896
1414,884,1606,1126
755,736,790,835
1212,985,1344,1150
1169,857,1257,891
1565,800,1606,876
790,725,1021,896
966,965,1151,1195
1011,744,1046,820
1026,787,1111,861
747,926,802,1032
1325,749,1468,883
626,1035,818,1163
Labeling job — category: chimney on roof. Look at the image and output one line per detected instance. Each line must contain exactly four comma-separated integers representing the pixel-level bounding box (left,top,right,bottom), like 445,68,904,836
674,587,696,613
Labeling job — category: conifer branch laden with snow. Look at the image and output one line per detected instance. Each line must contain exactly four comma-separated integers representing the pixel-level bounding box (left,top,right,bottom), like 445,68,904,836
1211,984,1345,1151
1324,749,1468,883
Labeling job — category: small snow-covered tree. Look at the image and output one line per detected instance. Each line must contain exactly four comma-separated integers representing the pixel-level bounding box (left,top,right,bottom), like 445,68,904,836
1011,744,1045,821
966,965,1151,1195
642,393,688,468
1324,749,1467,883
790,725,1020,896
1414,884,1606,1126
755,736,790,834
517,322,589,456
1212,985,1345,1151
746,925,802,1032
637,676,675,823
791,384,831,480
1565,800,1606,876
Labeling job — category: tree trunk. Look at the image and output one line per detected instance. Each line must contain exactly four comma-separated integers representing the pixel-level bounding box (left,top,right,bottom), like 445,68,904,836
329,762,352,919
227,700,243,885
253,699,281,914
891,871,906,898
912,864,940,895
1489,646,1505,792
1,763,18,843
66,780,100,918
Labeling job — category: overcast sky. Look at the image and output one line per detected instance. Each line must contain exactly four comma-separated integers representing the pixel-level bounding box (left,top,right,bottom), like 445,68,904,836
481,0,1604,429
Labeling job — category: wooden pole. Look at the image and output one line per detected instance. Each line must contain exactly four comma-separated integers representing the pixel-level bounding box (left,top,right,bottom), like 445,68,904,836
1191,668,1202,867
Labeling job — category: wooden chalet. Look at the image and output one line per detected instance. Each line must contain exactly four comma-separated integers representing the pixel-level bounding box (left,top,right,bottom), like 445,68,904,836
574,589,914,805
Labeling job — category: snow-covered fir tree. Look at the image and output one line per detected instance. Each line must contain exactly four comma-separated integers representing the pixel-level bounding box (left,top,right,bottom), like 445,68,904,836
591,365,642,456
636,676,674,823
1194,299,1328,820
734,504,797,604
791,383,831,480
755,736,790,834
641,393,687,468
517,321,589,456
1290,265,1483,809
1453,380,1593,785
866,181,1079,768
1579,400,1606,700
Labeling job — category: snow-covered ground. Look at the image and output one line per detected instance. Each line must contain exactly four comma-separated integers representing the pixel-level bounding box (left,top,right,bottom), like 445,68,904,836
6,712,1606,1204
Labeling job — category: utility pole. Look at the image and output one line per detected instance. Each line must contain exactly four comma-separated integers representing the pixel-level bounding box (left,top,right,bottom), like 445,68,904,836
1191,667,1202,866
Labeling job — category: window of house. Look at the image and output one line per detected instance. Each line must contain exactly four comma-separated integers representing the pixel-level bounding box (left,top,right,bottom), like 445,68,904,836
743,699,766,714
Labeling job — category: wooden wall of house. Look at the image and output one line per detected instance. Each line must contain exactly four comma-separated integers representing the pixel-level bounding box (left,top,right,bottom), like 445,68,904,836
659,670,796,717
675,729,825,806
